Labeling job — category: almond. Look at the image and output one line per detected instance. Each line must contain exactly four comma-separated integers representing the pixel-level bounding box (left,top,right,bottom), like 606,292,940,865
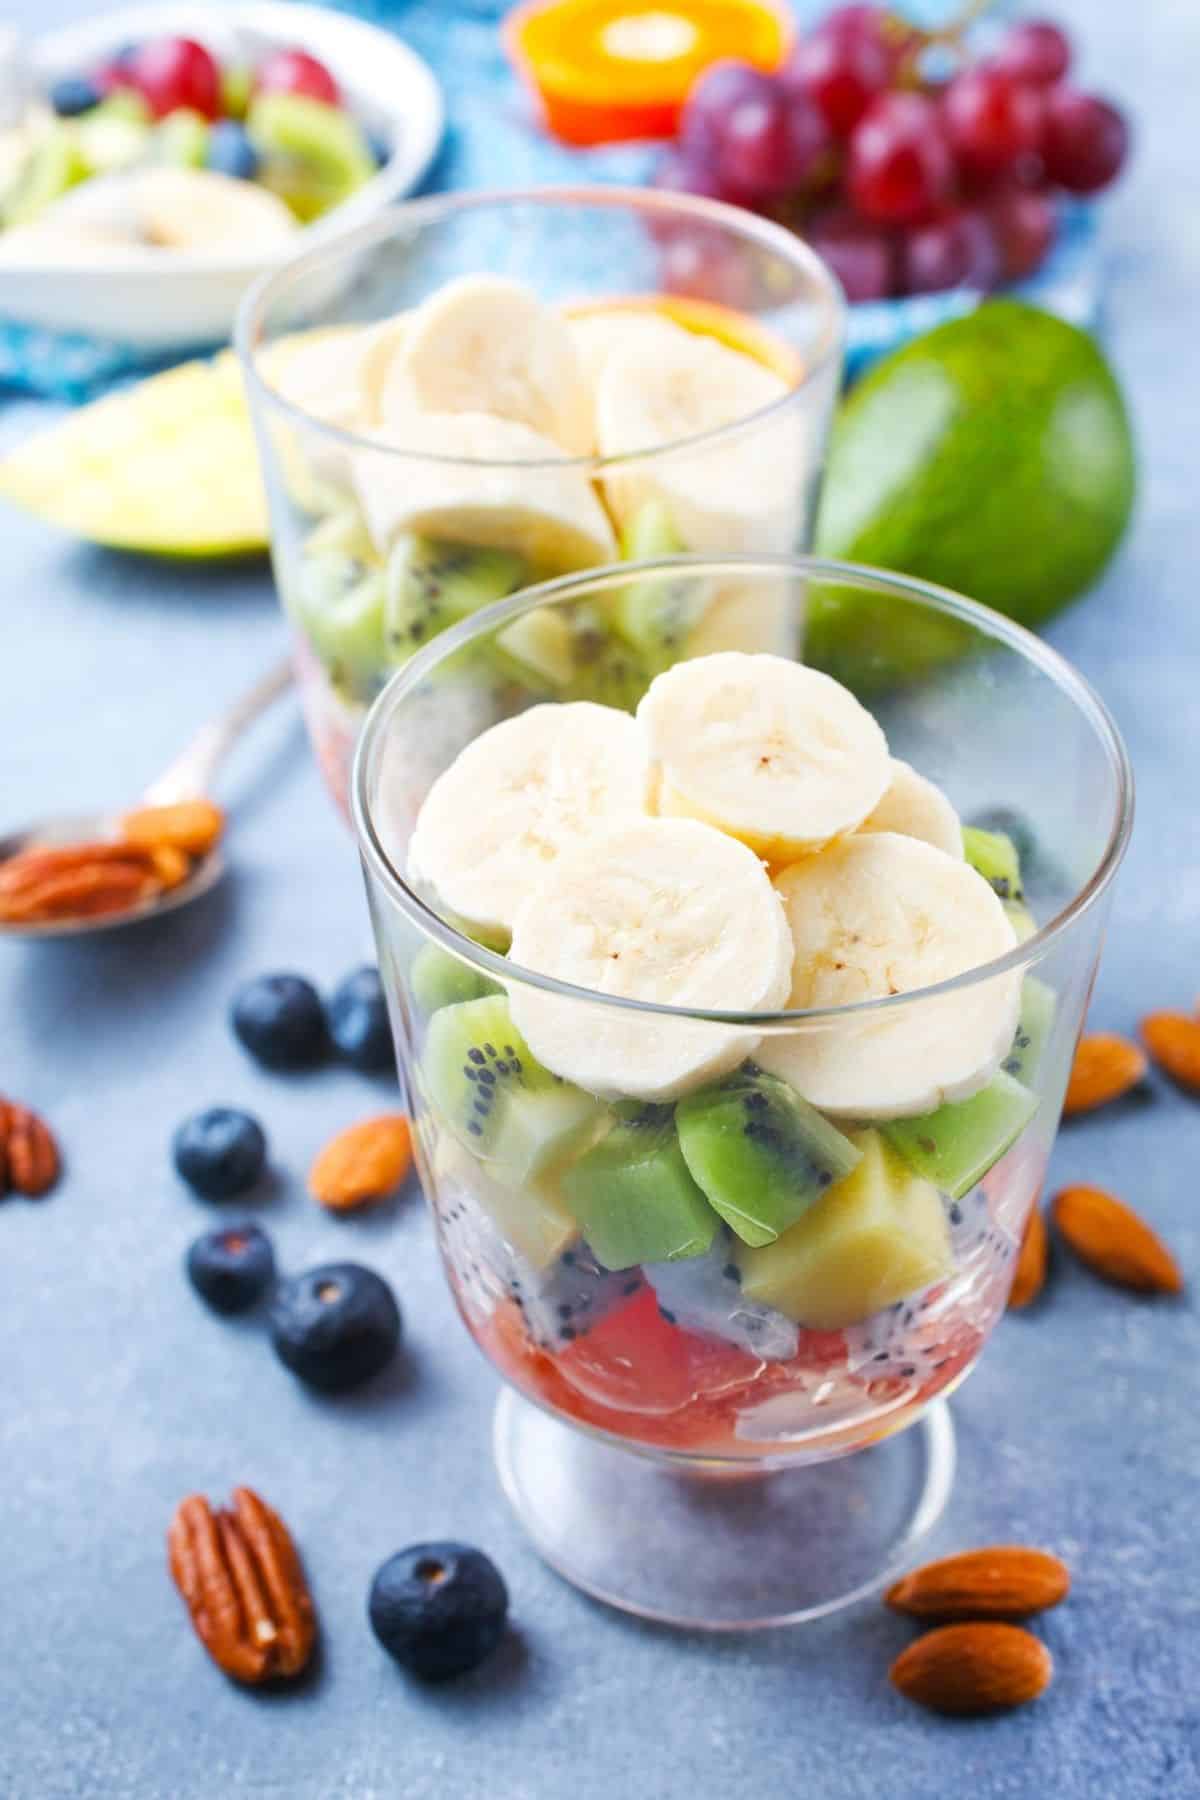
1007,1203,1048,1310
885,1547,1069,1622
1053,1184,1183,1295
309,1115,412,1212
1140,1011,1200,1094
890,1622,1053,1715
5,1104,60,1196
1063,1032,1147,1115
147,844,192,889
122,799,225,856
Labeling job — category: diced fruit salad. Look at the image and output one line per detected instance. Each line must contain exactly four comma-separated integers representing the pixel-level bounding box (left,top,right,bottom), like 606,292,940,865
263,274,817,809
382,652,1059,1457
0,34,381,252
655,7,1130,300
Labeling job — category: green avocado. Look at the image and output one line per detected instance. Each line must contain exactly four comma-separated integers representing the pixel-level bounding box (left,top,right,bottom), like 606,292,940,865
815,300,1137,639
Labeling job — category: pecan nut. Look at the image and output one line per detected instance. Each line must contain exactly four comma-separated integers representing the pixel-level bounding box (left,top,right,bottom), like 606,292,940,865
3,1101,59,1197
168,1487,316,1685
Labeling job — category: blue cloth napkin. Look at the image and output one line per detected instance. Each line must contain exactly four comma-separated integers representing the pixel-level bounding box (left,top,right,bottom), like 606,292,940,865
0,0,1096,401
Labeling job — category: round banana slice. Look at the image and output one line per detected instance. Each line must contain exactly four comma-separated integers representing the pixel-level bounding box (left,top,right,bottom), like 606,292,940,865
757,831,1021,1119
566,308,693,390
639,651,890,860
859,758,963,858
507,816,793,1102
406,702,649,944
268,319,411,436
136,167,298,251
382,275,593,456
353,410,617,570
593,331,804,553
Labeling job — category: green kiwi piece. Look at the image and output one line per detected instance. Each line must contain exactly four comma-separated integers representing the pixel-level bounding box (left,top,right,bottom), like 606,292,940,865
676,1066,863,1248
3,124,88,226
422,994,603,1183
611,501,711,673
1002,977,1056,1084
963,825,1023,902
562,603,650,712
291,553,386,703
78,109,152,175
1005,899,1038,942
410,944,500,1016
881,1070,1039,1202
492,609,576,693
155,108,209,169
248,93,375,221
384,537,527,666
560,1105,717,1271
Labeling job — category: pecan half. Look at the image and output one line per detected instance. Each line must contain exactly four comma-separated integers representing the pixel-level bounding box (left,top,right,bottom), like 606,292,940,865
0,855,159,923
168,1487,315,1685
5,1104,60,1196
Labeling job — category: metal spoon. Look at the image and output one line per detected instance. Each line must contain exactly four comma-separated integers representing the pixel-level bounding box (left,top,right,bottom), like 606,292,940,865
0,657,294,941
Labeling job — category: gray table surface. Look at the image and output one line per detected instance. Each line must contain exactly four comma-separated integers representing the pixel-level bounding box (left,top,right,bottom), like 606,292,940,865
3,3,1199,1796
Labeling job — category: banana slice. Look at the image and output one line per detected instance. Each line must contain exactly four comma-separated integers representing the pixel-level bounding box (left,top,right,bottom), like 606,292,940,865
859,758,963,858
136,167,297,251
593,331,804,552
405,702,648,943
757,832,1020,1119
381,275,593,456
566,308,693,389
267,318,410,437
353,410,617,571
684,577,803,660
508,816,794,1102
639,651,890,860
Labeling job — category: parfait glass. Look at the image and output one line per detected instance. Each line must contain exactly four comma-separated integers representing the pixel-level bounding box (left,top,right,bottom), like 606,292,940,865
352,557,1131,1630
236,187,844,818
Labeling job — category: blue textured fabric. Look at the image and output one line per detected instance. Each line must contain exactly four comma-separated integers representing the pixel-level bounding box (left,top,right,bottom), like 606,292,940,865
0,0,1097,398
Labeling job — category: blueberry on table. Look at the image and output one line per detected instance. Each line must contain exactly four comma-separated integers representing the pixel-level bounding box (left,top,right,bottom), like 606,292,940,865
50,76,102,117
207,119,260,180
231,973,328,1070
365,129,390,168
368,1543,508,1681
186,1223,275,1313
173,1107,267,1200
327,966,396,1074
269,1263,400,1392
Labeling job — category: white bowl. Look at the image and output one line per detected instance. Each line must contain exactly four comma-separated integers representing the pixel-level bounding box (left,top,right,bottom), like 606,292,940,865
0,1,444,347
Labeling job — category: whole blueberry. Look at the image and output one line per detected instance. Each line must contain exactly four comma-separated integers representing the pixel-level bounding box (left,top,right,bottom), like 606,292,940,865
368,1542,508,1680
327,966,395,1074
269,1262,400,1392
186,1222,275,1314
173,1106,267,1200
231,973,328,1070
365,128,391,168
50,76,102,116
207,119,259,180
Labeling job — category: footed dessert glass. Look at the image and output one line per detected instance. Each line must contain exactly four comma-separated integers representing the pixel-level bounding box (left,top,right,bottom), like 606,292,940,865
353,558,1132,1629
237,187,844,818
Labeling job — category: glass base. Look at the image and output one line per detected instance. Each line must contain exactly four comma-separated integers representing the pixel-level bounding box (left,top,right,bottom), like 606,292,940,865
493,1389,955,1630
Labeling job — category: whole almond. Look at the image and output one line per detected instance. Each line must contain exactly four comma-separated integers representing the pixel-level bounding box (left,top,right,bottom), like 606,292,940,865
1140,1011,1200,1094
1008,1204,1048,1310
1063,1033,1147,1115
0,1097,11,1197
6,1104,60,1196
147,844,192,889
1053,1184,1183,1295
122,799,225,856
309,1115,412,1211
886,1547,1069,1622
890,1622,1053,1715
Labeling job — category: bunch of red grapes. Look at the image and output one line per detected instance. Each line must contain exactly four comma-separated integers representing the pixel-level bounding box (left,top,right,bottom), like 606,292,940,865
656,8,1130,301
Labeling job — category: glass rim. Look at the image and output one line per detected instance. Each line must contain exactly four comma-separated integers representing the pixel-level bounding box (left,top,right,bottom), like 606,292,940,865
234,184,846,473
352,554,1134,1030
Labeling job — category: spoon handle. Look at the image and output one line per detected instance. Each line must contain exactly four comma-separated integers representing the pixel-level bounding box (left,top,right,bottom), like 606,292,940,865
140,656,295,806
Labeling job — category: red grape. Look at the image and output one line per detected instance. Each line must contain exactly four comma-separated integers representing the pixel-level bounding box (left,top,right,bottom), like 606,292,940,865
805,206,894,302
987,186,1057,281
942,66,1044,178
899,206,1000,295
717,79,830,197
782,5,895,139
679,59,766,160
994,20,1072,88
129,36,221,120
256,47,340,107
1041,88,1129,193
847,92,954,226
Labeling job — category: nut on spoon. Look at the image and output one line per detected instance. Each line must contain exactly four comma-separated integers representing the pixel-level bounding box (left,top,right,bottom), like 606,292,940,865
0,658,294,941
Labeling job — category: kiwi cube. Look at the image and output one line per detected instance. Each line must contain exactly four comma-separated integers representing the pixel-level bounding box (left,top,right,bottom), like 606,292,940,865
561,1106,717,1271
963,825,1024,902
882,1070,1039,1202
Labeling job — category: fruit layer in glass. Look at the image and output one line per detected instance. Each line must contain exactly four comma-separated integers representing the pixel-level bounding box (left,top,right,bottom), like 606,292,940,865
237,188,844,819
